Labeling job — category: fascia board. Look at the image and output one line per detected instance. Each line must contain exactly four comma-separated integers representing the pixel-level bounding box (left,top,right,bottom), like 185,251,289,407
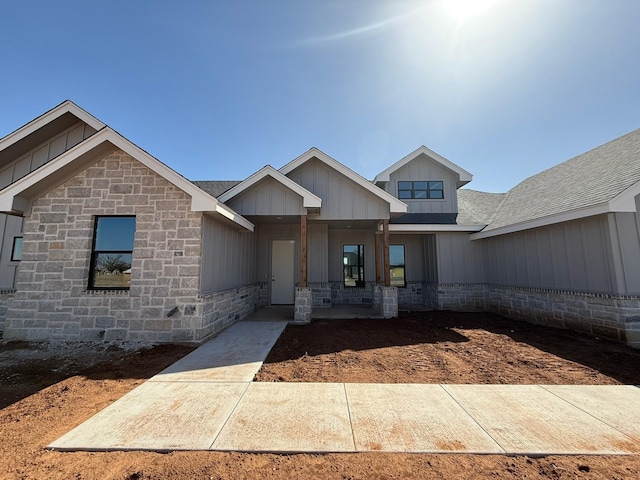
373,145,473,186
470,203,612,240
0,128,254,231
280,148,408,213
609,180,640,212
0,100,105,151
386,224,485,233
218,165,322,208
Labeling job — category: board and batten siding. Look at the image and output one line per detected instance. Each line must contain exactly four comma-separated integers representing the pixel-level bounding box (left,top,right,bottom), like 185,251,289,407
225,177,305,216
480,215,616,293
389,234,425,282
200,215,256,292
436,232,484,284
287,158,389,220
385,153,459,214
0,121,97,290
608,211,640,294
308,222,328,282
327,229,376,282
255,223,301,286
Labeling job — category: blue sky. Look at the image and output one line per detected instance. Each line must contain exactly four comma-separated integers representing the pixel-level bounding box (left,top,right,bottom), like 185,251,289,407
1,0,638,193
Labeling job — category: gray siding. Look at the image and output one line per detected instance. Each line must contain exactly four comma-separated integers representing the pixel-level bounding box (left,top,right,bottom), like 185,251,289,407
0,121,96,290
424,235,438,283
201,215,256,292
610,211,640,294
0,121,96,188
389,234,425,282
436,232,483,283
385,153,459,214
225,177,304,216
481,216,616,293
287,158,389,220
327,229,376,282
308,222,328,282
255,223,301,286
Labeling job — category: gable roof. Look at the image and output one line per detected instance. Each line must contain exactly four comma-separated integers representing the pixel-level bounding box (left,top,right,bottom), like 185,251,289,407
472,128,640,239
0,127,254,231
217,165,322,208
279,147,407,214
457,189,506,225
0,100,105,152
192,180,241,197
373,145,473,188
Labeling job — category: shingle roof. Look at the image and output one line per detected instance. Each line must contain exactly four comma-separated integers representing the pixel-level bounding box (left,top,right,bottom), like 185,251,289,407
457,189,506,225
192,180,241,198
484,128,640,231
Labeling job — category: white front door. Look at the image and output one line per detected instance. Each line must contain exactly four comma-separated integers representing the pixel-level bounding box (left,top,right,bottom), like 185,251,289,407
271,240,295,304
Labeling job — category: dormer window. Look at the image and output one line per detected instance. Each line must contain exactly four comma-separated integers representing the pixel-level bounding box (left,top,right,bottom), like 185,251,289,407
398,181,444,199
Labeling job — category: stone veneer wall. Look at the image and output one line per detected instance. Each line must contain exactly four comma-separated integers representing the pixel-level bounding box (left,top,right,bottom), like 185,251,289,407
3,151,255,343
0,291,15,335
396,282,424,305
484,285,640,345
330,281,375,305
309,282,331,308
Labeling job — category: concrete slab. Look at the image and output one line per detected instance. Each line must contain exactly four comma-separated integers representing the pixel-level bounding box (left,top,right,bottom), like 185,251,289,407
49,382,249,451
443,385,640,455
151,321,287,382
212,383,355,452
345,384,504,453
543,385,640,443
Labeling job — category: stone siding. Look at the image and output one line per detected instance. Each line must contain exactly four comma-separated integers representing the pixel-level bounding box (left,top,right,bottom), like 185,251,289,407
2,151,255,343
433,283,486,311
397,281,424,305
0,291,15,335
484,285,640,344
294,287,312,323
330,281,375,305
200,283,266,341
309,282,332,308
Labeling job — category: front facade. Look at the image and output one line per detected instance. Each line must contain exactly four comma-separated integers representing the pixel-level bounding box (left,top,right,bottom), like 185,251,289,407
0,102,638,346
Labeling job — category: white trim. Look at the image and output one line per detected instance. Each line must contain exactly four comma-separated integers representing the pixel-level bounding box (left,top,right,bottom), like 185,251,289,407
373,145,473,187
470,203,613,240
386,224,486,233
0,128,254,231
0,100,105,151
609,179,640,212
218,165,322,208
279,147,407,213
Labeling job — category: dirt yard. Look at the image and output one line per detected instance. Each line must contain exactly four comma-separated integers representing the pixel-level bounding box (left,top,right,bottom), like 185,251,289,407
1,311,639,479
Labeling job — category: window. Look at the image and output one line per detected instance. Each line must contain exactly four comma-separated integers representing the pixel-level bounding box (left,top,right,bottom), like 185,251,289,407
89,216,136,289
389,245,406,287
343,244,365,287
398,181,444,199
11,237,23,261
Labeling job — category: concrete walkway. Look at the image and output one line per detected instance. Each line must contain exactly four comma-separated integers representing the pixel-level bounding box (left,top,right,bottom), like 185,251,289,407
49,320,640,455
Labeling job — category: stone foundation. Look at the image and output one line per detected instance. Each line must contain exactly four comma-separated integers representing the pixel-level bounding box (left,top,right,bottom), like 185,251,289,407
330,281,375,305
309,282,331,308
396,282,424,305
0,290,15,335
294,287,312,323
484,285,640,345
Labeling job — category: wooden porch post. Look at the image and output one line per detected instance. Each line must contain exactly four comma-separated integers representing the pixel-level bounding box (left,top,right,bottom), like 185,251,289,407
383,219,390,287
300,214,307,288
375,232,381,284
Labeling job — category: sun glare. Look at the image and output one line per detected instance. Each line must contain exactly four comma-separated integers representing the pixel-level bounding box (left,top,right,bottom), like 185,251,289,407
440,0,503,23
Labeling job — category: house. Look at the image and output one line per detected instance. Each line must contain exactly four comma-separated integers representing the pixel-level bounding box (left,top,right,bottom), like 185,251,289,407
0,101,638,347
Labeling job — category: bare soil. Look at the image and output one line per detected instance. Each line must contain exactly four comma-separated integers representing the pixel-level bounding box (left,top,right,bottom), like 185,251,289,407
1,311,639,479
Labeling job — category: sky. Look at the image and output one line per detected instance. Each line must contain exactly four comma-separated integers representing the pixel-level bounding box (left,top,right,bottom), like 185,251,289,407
1,0,638,193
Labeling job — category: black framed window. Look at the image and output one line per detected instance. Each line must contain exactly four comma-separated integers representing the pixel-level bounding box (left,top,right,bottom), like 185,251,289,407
398,181,444,199
89,216,136,289
11,237,23,261
343,244,365,287
389,245,406,287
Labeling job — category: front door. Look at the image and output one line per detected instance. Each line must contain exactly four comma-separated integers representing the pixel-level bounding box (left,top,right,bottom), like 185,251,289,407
271,240,295,304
